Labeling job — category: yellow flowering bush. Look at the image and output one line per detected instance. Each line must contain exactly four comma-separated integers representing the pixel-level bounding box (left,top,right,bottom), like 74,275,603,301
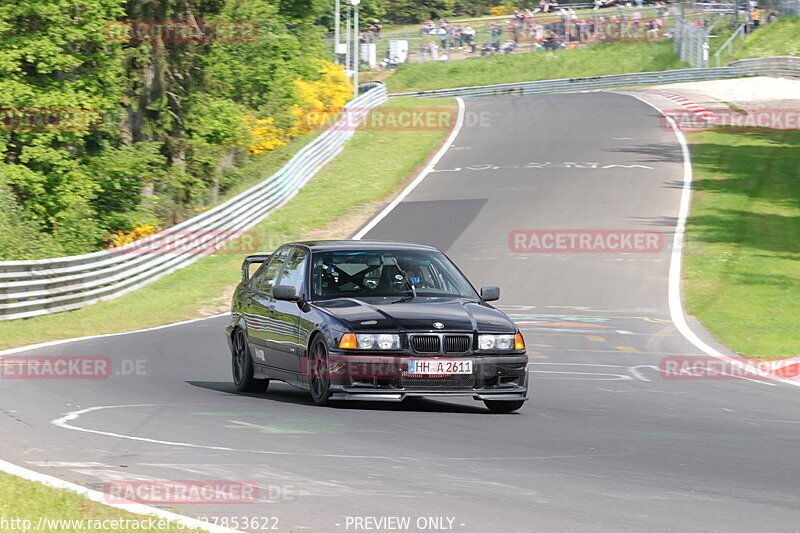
107,223,161,248
241,60,353,155
489,4,517,16
243,116,289,155
289,61,353,135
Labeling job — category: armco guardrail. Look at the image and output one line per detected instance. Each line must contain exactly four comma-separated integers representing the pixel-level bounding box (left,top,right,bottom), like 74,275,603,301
390,56,800,98
0,83,388,321
728,56,800,76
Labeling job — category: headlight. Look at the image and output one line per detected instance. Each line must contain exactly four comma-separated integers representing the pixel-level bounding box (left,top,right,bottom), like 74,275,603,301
355,333,400,350
478,334,516,351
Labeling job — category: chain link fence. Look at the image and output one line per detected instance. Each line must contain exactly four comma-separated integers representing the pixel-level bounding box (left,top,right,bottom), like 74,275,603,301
674,0,797,68
331,3,683,67
673,8,710,67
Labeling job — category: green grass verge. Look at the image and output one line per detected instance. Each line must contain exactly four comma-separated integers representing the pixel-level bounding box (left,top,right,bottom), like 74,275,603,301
732,16,800,60
0,97,456,351
0,472,196,532
386,39,686,92
684,129,800,359
217,131,323,203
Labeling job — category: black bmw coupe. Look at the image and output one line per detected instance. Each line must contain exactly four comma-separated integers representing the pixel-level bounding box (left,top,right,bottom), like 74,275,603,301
226,241,528,412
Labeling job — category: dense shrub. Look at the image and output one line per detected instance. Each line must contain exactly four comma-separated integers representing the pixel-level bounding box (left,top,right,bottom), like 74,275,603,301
0,0,351,259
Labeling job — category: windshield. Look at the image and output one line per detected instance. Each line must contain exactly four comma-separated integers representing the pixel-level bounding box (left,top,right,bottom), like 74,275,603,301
310,249,478,301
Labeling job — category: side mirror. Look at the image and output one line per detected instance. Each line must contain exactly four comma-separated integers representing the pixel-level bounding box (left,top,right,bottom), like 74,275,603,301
480,286,500,302
273,285,300,302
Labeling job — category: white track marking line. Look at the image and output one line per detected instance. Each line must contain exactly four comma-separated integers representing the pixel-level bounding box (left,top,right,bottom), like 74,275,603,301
628,365,658,381
529,370,633,380
532,362,626,367
0,459,243,533
626,93,799,389
51,404,616,461
51,405,235,451
627,363,775,386
352,97,466,240
0,312,230,356
51,405,397,458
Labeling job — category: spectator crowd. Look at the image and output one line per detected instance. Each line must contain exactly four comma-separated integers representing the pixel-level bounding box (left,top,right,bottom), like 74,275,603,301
412,2,668,60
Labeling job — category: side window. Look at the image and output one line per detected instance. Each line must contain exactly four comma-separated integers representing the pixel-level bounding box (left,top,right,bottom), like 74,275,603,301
253,247,290,294
276,247,309,293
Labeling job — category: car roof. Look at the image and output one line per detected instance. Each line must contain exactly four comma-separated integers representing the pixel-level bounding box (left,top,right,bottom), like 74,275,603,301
289,240,441,252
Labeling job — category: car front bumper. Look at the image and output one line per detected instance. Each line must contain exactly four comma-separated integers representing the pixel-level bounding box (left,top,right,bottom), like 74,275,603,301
330,387,528,402
325,353,529,402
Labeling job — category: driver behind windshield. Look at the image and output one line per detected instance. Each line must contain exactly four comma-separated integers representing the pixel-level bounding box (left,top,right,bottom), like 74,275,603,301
310,250,476,301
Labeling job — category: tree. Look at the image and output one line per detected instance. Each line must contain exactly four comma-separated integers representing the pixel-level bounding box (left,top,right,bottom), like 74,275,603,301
382,0,456,23
452,0,502,17
0,0,126,253
0,0,354,258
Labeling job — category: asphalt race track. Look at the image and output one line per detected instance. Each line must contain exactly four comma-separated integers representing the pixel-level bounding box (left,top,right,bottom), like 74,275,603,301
1,93,799,533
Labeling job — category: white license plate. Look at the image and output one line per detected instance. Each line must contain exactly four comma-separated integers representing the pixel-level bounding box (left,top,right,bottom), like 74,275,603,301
407,360,473,375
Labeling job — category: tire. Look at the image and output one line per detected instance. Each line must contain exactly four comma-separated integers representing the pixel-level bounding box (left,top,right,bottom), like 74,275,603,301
483,399,525,413
231,329,269,393
308,336,332,406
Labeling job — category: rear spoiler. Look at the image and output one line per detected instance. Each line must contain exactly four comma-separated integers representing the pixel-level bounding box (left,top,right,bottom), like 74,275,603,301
241,254,271,282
